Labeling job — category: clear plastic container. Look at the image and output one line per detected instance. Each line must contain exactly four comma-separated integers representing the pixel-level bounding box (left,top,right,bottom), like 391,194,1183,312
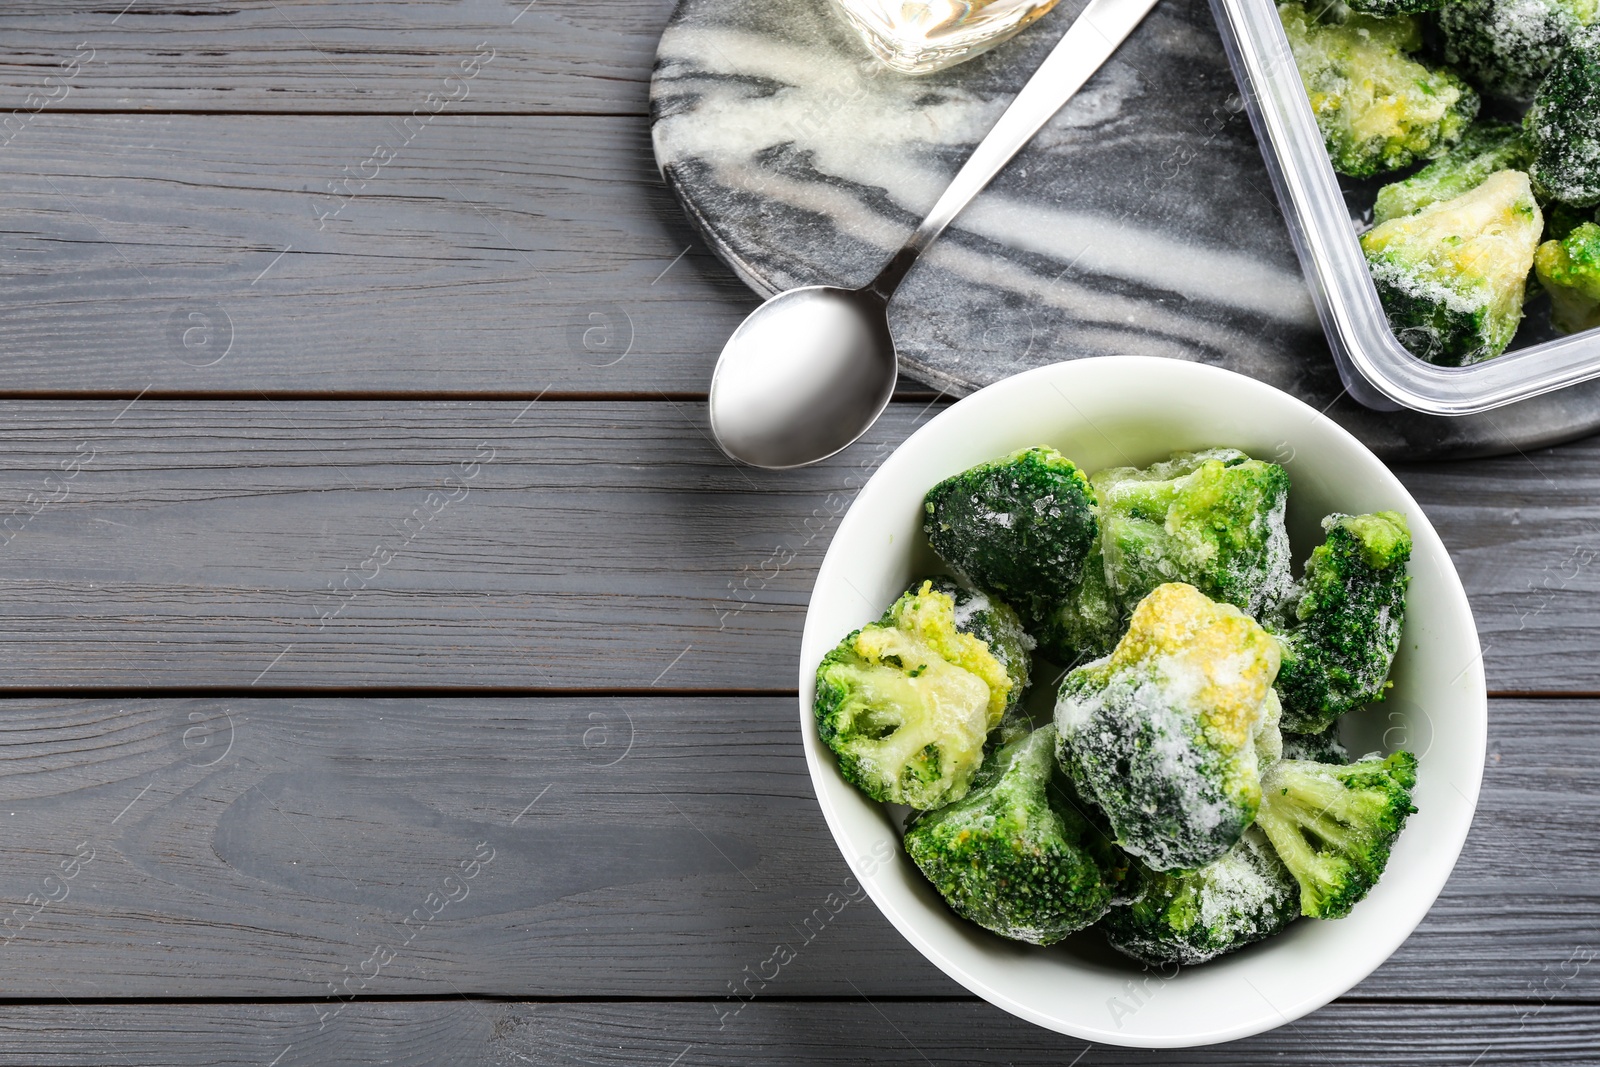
1211,0,1600,414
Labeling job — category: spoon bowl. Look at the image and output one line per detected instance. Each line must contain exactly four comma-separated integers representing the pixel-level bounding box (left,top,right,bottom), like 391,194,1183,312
709,286,898,469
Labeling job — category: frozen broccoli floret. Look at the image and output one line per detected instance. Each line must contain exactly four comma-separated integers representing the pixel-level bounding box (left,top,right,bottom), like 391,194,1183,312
1527,26,1600,207
1255,752,1418,919
898,576,1035,741
1280,2,1479,178
1093,448,1292,622
1441,0,1597,100
1374,122,1534,224
922,446,1098,618
1362,170,1545,364
1036,538,1123,668
1099,827,1300,965
1055,583,1283,871
1343,0,1442,15
904,726,1129,944
880,580,1019,730
1040,448,1291,665
1281,722,1351,764
1272,512,1412,733
816,584,1015,809
1535,220,1600,331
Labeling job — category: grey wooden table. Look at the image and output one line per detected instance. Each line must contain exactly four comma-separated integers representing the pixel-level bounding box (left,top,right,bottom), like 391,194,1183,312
0,3,1594,1064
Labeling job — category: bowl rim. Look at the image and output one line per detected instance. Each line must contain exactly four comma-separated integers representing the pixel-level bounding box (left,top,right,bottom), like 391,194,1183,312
796,355,1487,1048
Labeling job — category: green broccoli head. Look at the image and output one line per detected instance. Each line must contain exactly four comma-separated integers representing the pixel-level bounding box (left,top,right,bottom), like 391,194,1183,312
1526,25,1600,207
922,446,1098,617
1281,722,1351,764
1055,583,1283,871
897,576,1036,741
815,583,1016,809
1529,27,1600,211
1279,2,1479,178
1255,752,1418,919
1036,537,1123,668
904,726,1130,944
1362,170,1545,365
1441,0,1597,100
1374,122,1535,225
1535,221,1600,333
1272,511,1412,734
880,579,1022,730
1094,448,1292,621
1099,827,1300,965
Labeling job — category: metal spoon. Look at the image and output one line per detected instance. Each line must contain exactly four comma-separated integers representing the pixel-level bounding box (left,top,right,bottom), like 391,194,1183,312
708,0,1163,469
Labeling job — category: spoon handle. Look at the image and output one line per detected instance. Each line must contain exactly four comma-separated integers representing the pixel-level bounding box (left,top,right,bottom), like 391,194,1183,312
870,0,1162,297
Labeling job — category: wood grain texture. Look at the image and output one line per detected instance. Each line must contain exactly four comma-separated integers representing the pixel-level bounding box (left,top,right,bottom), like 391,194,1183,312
0,0,669,114
0,399,898,689
0,2,1587,1054
0,400,1589,689
0,999,1589,1065
0,107,1584,457
0,113,762,397
1396,442,1600,692
0,695,1588,1000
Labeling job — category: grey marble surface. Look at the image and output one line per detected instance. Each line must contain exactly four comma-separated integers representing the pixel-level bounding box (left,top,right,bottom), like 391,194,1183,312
649,0,1600,459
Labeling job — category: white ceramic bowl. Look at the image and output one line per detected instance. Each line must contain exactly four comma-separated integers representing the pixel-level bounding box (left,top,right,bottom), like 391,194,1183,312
798,356,1486,1048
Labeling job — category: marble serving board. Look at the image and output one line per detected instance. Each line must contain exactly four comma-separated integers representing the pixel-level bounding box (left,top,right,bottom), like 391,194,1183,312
649,0,1600,459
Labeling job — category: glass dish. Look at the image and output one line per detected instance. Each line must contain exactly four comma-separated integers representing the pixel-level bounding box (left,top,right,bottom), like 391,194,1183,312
831,0,1064,74
1211,0,1600,414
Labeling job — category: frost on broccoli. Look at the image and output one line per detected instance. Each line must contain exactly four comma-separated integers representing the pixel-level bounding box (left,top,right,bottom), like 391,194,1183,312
1055,583,1283,871
1342,0,1442,15
1282,722,1351,764
1255,752,1418,919
1279,2,1478,178
1036,538,1123,668
1362,170,1545,365
1257,690,1285,769
898,576,1035,742
1099,828,1300,965
1272,512,1412,734
1374,122,1534,224
1526,25,1600,208
881,580,1020,730
904,726,1129,944
816,583,1017,809
922,446,1098,621
1441,0,1597,100
1093,448,1292,622
1536,220,1600,333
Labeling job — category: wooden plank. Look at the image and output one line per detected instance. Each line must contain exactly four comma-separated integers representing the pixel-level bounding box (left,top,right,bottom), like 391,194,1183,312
0,399,1591,689
0,999,1587,1065
0,399,885,689
0,695,1588,999
0,114,764,397
1396,445,1600,694
0,108,1574,440
0,0,671,114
